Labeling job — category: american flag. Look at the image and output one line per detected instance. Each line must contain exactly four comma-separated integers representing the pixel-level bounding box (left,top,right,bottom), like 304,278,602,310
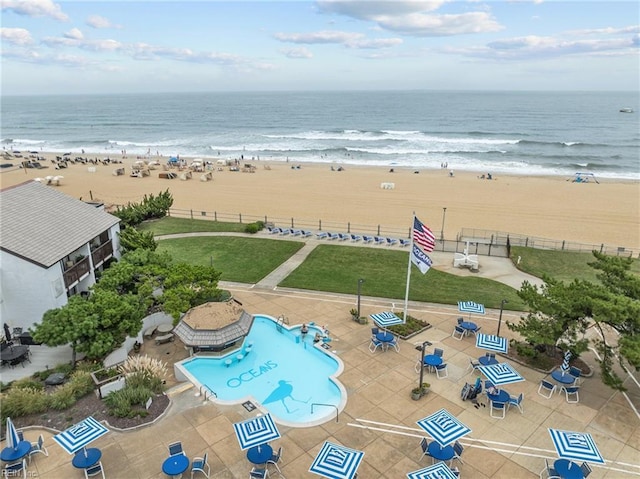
413,216,436,252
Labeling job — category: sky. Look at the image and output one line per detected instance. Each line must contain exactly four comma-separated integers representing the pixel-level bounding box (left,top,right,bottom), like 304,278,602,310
1,0,639,95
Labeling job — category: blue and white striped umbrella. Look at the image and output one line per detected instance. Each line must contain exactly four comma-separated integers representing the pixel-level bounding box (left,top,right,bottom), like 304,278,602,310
548,429,605,464
370,311,403,328
476,333,508,354
53,416,109,454
458,301,485,319
416,408,472,447
478,362,524,386
561,351,572,372
407,462,459,479
5,418,20,449
309,441,364,479
233,413,281,451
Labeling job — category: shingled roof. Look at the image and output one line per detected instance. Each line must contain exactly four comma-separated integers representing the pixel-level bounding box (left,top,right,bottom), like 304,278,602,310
0,181,120,268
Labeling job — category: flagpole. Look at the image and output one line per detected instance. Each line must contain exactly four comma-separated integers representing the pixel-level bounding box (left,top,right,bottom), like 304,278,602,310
402,213,415,323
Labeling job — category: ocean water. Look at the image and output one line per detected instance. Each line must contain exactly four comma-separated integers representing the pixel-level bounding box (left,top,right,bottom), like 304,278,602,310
2,91,639,179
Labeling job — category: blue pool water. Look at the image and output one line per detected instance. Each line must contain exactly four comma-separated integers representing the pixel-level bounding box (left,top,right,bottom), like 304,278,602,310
177,315,345,426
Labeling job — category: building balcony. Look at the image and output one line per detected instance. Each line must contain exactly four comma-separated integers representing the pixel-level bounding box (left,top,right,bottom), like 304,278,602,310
91,240,114,268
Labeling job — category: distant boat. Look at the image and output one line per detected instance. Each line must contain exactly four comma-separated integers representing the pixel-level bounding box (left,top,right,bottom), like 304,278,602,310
619,108,634,113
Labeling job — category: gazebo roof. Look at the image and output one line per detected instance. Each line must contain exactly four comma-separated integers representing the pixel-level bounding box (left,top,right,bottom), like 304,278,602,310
173,299,254,347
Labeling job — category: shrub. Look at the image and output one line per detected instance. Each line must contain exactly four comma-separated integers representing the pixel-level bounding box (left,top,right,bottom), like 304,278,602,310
119,355,168,381
12,377,44,391
104,385,153,418
244,223,259,234
68,370,95,398
1,387,48,418
49,384,76,410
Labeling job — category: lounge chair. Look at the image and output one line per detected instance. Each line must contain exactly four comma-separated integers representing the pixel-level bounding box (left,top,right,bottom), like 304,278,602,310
399,239,410,247
350,234,361,242
280,228,291,235
301,230,313,237
191,452,210,478
374,236,386,245
316,232,329,239
338,233,350,241
328,232,340,240
362,235,374,243
269,227,282,234
386,237,398,246
290,229,302,236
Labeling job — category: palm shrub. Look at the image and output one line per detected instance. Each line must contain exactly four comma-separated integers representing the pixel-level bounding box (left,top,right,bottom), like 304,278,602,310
49,384,76,410
1,387,48,418
68,370,95,398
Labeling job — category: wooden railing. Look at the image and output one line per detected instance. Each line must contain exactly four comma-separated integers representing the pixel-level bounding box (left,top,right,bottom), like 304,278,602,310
63,257,90,288
91,240,113,267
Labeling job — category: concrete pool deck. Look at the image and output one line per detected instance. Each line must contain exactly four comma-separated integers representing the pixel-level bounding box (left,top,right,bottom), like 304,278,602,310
8,287,640,478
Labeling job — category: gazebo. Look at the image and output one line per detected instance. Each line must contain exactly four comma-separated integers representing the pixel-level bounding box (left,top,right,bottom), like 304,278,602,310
172,299,254,353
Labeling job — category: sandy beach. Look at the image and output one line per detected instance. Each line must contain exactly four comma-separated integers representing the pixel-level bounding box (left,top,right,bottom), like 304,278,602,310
2,154,639,250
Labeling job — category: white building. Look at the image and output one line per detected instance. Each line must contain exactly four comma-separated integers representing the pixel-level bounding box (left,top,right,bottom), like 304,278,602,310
0,180,121,335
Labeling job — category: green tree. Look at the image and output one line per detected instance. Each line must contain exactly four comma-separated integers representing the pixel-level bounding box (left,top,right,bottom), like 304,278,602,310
32,291,145,366
161,263,223,321
508,252,640,390
118,226,157,252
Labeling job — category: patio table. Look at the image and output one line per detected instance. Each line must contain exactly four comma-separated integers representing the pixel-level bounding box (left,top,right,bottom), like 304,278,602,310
156,323,173,334
551,370,576,385
72,448,102,469
247,444,273,465
162,454,189,478
1,441,31,462
487,389,509,404
479,356,498,366
0,345,29,367
376,332,394,342
554,459,584,479
427,442,455,462
423,354,443,373
459,321,477,335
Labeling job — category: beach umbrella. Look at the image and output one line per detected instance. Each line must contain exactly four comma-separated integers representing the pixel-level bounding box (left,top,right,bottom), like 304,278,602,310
309,441,364,479
478,362,524,387
53,416,108,454
5,418,20,450
407,462,459,479
3,323,11,342
561,350,572,373
475,333,508,354
548,428,605,464
232,413,281,451
416,408,472,447
458,301,485,320
370,311,403,330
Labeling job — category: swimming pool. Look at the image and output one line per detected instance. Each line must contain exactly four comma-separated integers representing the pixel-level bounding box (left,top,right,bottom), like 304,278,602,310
175,315,346,427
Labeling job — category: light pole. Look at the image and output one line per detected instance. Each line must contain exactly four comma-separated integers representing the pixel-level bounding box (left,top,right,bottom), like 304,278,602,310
357,278,365,318
440,207,447,241
418,340,432,394
497,299,508,336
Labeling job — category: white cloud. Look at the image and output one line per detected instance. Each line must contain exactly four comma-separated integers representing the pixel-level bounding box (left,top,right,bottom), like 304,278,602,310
280,47,314,59
1,0,68,22
86,15,122,30
63,28,84,41
0,27,34,45
317,1,445,19
274,30,402,49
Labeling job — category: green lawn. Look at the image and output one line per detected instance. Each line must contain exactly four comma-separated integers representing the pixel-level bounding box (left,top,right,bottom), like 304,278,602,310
156,237,303,283
280,245,527,310
512,246,640,283
138,217,249,235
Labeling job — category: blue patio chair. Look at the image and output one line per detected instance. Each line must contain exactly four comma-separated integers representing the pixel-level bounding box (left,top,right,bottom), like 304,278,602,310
435,363,448,379
4,459,26,478
452,325,465,340
484,380,495,391
419,437,430,460
457,317,464,324
387,336,400,352
472,326,482,336
467,358,481,374
84,461,105,479
17,430,24,441
580,462,592,478
191,452,210,478
28,434,49,463
433,348,444,357
249,467,268,478
538,380,556,399
371,327,379,335
451,441,465,466
539,458,560,479
569,366,583,384
267,446,283,475
508,393,524,414
168,441,185,456
490,400,506,419
369,337,384,353
561,385,580,403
